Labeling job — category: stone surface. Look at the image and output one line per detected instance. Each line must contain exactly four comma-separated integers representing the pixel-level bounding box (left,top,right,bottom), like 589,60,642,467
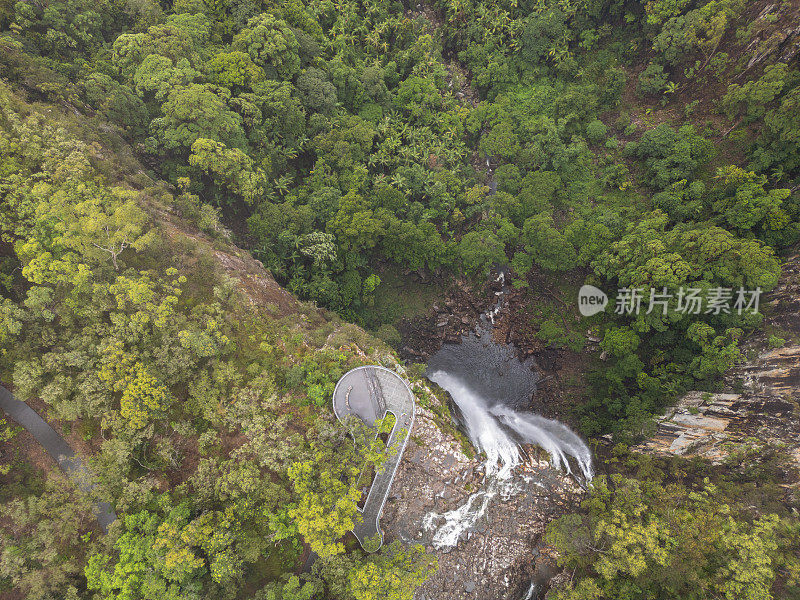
380,376,584,600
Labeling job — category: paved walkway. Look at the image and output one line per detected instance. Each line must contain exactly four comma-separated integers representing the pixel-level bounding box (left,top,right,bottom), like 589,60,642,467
0,384,116,531
333,366,415,551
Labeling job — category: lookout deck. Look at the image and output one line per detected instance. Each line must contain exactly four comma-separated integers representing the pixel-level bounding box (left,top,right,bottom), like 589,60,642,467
332,366,415,551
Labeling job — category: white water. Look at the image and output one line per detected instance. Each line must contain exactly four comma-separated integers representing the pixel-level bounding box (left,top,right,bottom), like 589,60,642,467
522,582,538,600
429,371,520,478
487,272,505,324
492,406,593,481
422,370,521,549
423,273,593,550
424,370,593,549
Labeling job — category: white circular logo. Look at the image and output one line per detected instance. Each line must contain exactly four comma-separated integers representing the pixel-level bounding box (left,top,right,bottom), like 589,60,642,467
578,284,608,317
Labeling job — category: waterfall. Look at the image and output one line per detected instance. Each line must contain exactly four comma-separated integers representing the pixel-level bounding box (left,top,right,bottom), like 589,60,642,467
522,581,537,600
423,272,592,550
423,370,592,549
492,406,593,481
428,370,520,478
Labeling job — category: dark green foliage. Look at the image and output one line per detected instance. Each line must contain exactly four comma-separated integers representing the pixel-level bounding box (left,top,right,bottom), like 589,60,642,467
625,124,715,189
585,119,608,144
750,85,800,181
720,63,795,124
519,8,569,67
297,68,338,115
637,62,669,97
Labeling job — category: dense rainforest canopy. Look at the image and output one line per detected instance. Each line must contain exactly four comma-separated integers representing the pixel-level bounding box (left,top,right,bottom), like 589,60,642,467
0,0,799,598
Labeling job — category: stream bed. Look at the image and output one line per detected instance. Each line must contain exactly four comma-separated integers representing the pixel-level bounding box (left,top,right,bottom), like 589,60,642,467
422,277,592,552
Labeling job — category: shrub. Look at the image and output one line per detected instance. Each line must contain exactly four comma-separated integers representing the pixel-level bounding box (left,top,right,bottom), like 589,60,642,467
767,334,786,349
637,63,669,96
586,119,608,144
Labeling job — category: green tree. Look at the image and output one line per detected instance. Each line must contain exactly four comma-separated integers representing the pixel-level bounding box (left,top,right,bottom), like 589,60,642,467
652,0,744,66
0,473,97,600
457,230,507,276
328,191,391,251
287,451,362,559
626,124,714,189
547,475,798,600
231,13,300,79
720,63,793,124
188,138,266,203
118,365,171,430
12,183,155,284
637,63,669,97
133,55,200,101
513,212,577,274
204,51,265,92
711,166,794,244
148,84,247,154
297,68,338,114
348,542,437,600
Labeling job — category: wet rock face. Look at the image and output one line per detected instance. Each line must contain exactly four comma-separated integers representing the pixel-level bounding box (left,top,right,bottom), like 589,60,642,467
398,282,498,361
635,249,800,473
380,390,583,600
397,275,568,418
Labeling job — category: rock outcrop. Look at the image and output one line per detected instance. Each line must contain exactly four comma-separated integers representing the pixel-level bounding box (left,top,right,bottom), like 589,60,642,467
634,249,800,473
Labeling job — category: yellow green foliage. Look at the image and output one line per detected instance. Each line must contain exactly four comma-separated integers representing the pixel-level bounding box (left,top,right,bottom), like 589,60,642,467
347,542,437,600
119,366,170,430
288,454,362,559
547,475,800,600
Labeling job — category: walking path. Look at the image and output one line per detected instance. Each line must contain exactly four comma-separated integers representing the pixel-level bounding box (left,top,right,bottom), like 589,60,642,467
0,384,116,531
332,366,415,551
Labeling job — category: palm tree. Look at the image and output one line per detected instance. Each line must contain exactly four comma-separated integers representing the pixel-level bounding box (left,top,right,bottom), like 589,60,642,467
274,174,293,197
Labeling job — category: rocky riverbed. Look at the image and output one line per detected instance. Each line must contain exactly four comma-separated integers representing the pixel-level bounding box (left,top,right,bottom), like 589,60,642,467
380,381,584,600
396,273,587,422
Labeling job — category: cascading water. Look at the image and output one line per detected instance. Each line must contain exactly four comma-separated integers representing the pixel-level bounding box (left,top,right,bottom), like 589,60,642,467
522,582,538,600
494,407,593,479
423,274,593,551
428,370,521,477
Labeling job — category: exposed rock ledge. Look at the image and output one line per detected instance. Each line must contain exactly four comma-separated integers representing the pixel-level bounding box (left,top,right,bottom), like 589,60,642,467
381,379,584,600
634,249,800,473
634,386,799,467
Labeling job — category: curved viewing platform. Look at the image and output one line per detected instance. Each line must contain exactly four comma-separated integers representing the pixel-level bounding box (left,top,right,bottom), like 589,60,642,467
332,365,415,551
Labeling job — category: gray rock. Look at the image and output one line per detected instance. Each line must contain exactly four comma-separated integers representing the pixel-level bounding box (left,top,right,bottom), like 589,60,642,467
634,250,800,472
379,388,584,600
